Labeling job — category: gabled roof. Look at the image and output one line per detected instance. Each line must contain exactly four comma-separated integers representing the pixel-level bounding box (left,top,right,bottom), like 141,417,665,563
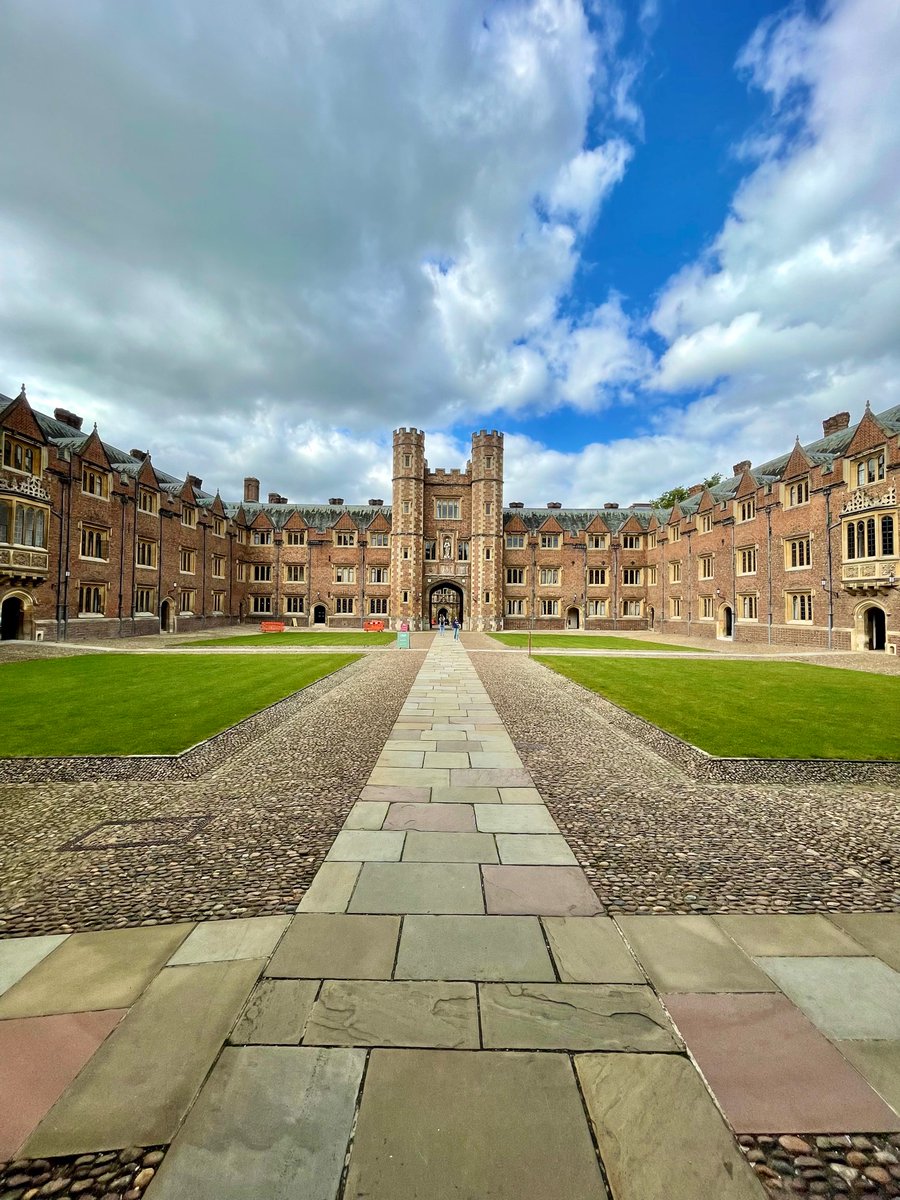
223,502,393,532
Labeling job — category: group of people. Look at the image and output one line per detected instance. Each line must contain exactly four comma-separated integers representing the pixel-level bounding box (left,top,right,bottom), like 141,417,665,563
437,615,461,640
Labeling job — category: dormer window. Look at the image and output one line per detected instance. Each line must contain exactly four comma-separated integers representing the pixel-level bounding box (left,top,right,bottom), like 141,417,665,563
737,498,756,522
622,534,642,549
81,465,108,499
335,531,356,547
182,505,197,528
252,529,272,545
540,533,559,549
3,435,38,476
855,452,886,487
138,488,158,515
786,480,809,507
699,514,712,534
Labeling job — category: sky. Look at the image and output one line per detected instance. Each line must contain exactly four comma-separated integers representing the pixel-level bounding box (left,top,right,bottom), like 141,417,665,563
1,0,898,507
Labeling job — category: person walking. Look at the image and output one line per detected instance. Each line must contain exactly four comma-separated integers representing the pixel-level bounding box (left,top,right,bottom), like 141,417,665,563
452,616,460,641
438,616,445,636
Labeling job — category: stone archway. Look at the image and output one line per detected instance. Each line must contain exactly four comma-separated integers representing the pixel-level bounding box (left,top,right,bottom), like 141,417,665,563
0,593,29,640
716,602,733,639
159,598,173,633
428,582,464,629
566,606,580,630
854,603,887,651
313,603,327,626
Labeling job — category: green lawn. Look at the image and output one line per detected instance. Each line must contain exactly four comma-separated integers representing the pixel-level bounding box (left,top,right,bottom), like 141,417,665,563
0,653,360,756
538,656,900,760
172,631,396,648
489,632,694,652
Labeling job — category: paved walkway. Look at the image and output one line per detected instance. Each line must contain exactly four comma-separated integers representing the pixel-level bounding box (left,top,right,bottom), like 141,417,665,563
1,636,899,1198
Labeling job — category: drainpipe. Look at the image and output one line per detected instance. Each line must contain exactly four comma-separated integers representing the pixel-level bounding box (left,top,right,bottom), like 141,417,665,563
62,452,73,640
766,501,774,645
686,529,693,634
824,487,835,650
117,487,127,635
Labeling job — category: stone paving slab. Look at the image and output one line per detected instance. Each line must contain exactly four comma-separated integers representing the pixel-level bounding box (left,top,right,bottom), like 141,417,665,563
616,915,777,993
576,1052,766,1200
168,916,290,964
0,934,68,998
664,992,900,1133
147,1046,366,1200
368,767,450,788
228,979,319,1045
383,802,476,831
24,959,263,1155
343,1049,609,1200
377,750,426,768
325,829,405,861
495,833,578,865
542,916,645,983
266,914,400,979
480,982,680,1051
499,786,544,804
424,751,471,768
835,1040,900,1117
450,767,534,788
0,924,194,1018
297,861,361,912
304,980,479,1048
359,785,430,803
828,913,900,972
715,914,870,957
0,1009,125,1159
432,785,502,803
475,805,559,833
401,830,499,863
348,863,485,914
757,955,900,1039
394,915,555,981
483,865,604,916
344,801,390,829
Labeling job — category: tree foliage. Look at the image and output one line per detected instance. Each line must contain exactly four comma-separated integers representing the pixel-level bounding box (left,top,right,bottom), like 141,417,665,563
650,473,722,510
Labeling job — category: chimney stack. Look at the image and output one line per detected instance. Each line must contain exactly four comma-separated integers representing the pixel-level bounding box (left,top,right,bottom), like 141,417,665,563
509,501,524,508
732,460,751,475
267,491,287,504
603,502,619,510
687,483,704,496
822,412,851,436
187,475,202,490
243,477,260,503
328,497,344,506
130,449,148,461
546,501,562,509
368,499,384,506
54,407,84,431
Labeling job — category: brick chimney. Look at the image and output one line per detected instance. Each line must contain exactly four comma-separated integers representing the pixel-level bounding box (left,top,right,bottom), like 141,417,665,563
546,501,562,509
130,449,148,461
822,412,851,436
603,502,619,510
54,407,84,431
368,499,384,506
733,460,751,475
267,492,287,504
243,477,260,503
687,483,704,496
329,497,344,506
187,475,202,490
508,501,524,509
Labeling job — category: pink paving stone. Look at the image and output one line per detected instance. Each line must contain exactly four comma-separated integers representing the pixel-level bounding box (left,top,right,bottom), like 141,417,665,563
0,1009,126,1158
360,786,431,804
482,866,603,917
383,804,477,832
663,992,900,1134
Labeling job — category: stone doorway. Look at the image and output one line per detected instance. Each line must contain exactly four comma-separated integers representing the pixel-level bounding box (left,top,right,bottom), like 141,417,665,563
313,604,327,626
566,606,580,630
857,604,887,651
717,603,733,639
159,598,173,633
0,594,27,640
428,582,464,629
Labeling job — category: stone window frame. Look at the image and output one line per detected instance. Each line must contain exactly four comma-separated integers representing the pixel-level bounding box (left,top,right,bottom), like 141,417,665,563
286,530,307,546
669,561,682,583
78,582,106,616
784,536,812,570
505,598,525,616
136,538,158,569
786,592,814,623
737,498,756,523
252,563,272,582
587,568,606,586
698,555,714,580
369,597,388,615
540,598,559,616
369,532,389,548
785,479,809,508
622,534,642,550
739,593,759,620
80,522,109,561
333,565,356,584
212,554,226,578
181,505,197,528
335,596,355,614
736,546,757,576
180,588,197,615
250,594,272,615
335,530,357,548
622,567,642,586
134,586,156,615
505,567,525,586
81,464,109,500
2,433,40,476
138,488,159,515
670,596,682,619
540,533,560,549
179,547,197,574
435,500,461,521
285,596,305,614
539,567,560,586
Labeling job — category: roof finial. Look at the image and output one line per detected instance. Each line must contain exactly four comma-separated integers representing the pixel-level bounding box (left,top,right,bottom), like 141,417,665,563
18,383,26,399
865,399,871,413
93,421,98,432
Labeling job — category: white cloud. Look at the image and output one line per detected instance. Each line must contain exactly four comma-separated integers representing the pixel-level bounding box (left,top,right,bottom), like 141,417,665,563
652,0,900,449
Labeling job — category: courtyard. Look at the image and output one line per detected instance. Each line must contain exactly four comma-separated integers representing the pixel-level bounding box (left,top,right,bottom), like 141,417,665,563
1,632,899,1199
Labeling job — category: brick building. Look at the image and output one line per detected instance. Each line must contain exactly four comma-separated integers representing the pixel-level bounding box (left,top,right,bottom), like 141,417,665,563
1,385,897,651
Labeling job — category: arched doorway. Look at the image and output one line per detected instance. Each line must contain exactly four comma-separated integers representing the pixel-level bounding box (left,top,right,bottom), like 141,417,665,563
1,594,26,640
716,603,733,639
566,606,580,630
159,598,172,633
428,582,463,629
857,604,887,651
313,603,327,625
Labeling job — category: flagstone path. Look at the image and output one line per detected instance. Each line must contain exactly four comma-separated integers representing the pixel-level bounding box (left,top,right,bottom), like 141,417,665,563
1,636,899,1198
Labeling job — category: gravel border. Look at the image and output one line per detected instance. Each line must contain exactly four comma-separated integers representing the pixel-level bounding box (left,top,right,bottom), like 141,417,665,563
0,1146,165,1199
740,1132,900,1196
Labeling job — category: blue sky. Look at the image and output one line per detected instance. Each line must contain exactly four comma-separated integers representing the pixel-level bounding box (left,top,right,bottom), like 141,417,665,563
0,0,897,506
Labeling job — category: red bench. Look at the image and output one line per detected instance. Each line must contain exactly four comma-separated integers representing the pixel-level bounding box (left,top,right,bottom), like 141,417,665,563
259,621,285,633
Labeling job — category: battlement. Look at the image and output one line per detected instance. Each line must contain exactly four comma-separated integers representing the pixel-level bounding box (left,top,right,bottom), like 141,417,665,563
426,467,469,480
393,427,424,438
472,429,503,441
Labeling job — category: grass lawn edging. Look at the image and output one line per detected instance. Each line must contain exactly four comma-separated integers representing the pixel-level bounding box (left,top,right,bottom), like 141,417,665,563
0,655,368,784
540,665,900,786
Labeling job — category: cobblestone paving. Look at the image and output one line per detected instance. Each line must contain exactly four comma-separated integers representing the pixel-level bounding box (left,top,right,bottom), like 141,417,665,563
0,652,424,937
739,1133,900,1196
0,1145,165,1199
471,646,900,915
